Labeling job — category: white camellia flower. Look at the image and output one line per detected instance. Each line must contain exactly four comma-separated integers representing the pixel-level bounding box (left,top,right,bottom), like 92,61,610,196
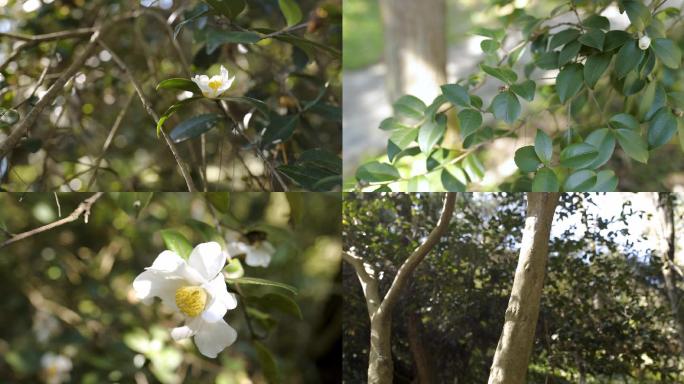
41,353,72,384
191,65,235,98
133,242,239,358
639,34,651,50
227,240,276,268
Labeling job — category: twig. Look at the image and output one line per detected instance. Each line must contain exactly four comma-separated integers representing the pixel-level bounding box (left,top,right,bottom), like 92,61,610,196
98,41,198,192
0,28,96,42
0,192,103,248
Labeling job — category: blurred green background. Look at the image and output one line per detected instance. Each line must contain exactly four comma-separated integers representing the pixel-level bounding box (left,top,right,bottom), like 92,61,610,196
0,192,341,383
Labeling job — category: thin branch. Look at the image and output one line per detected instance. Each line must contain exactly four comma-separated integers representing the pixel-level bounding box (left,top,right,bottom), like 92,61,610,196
0,28,96,42
0,192,103,248
343,251,382,316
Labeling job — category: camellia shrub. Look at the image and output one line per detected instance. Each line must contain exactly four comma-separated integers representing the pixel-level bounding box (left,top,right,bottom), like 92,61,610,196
0,0,341,191
352,0,683,192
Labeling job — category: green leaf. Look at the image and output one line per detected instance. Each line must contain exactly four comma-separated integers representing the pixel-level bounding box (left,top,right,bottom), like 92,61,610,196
156,97,203,136
252,292,303,319
514,145,541,173
173,4,210,40
491,91,521,124
481,39,500,53
204,0,246,19
458,109,482,139
563,170,597,191
463,154,485,181
532,168,560,192
379,117,410,131
160,229,193,259
206,192,230,213
510,80,536,101
480,64,518,84
536,51,560,69
556,63,584,104
615,128,649,163
560,143,599,169
648,107,677,148
393,95,426,121
534,130,553,164
578,29,605,50
440,169,466,192
584,128,615,168
615,40,643,78
262,114,298,145
591,169,619,191
206,30,262,54
624,0,651,31
418,116,447,153
583,53,612,88
651,38,682,69
583,15,610,30
278,0,302,26
356,162,400,183
638,81,657,120
156,78,201,94
441,84,470,107
389,127,419,151
604,30,632,51
228,277,298,295
610,113,640,130
549,28,580,49
558,40,581,66
169,114,222,143
253,340,280,384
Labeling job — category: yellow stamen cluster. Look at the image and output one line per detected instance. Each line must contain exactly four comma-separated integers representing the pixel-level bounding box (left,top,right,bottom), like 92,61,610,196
175,286,207,317
208,80,222,91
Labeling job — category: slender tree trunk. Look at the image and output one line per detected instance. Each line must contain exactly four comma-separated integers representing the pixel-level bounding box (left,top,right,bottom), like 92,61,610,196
378,0,446,103
488,192,560,384
408,310,433,383
651,193,684,354
368,313,394,384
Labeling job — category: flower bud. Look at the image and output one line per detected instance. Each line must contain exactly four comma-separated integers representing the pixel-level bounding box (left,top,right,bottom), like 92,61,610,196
639,35,651,50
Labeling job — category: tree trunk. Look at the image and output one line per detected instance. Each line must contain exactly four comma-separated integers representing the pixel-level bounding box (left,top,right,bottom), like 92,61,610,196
651,193,684,354
488,192,560,384
368,314,394,384
378,0,446,104
408,307,433,383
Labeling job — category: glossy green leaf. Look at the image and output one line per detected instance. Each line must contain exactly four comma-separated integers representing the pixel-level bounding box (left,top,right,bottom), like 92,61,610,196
591,169,619,191
252,292,303,319
156,78,200,93
379,117,408,131
584,53,612,88
615,128,648,163
253,340,280,384
278,0,302,26
356,162,400,183
418,116,447,153
534,130,553,164
481,39,500,53
584,128,615,168
648,107,677,148
563,169,597,191
156,97,203,136
441,84,470,107
228,277,298,295
480,64,518,84
463,154,485,181
651,38,682,69
204,0,246,19
160,229,193,259
510,80,536,102
624,0,651,31
604,30,632,51
549,28,580,49
169,114,222,143
206,30,261,54
491,91,521,124
389,127,419,150
560,143,599,169
556,63,584,104
536,51,560,69
440,169,466,192
393,95,426,121
559,40,581,66
614,40,643,78
583,15,610,30
638,81,657,120
578,29,605,50
458,109,482,139
532,167,560,192
610,113,640,130
261,114,298,145
514,145,541,173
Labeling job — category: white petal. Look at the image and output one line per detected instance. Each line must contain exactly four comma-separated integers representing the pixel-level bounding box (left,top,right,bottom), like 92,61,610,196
226,241,250,257
132,269,185,309
201,275,238,322
245,247,271,267
188,242,225,280
220,65,229,80
260,241,276,254
149,250,185,271
171,317,202,340
193,319,237,358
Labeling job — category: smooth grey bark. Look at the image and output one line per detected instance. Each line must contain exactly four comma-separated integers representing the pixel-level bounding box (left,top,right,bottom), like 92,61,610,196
344,193,456,384
651,193,684,354
488,192,560,384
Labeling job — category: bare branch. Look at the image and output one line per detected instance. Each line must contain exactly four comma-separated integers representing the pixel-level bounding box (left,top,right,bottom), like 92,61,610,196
0,192,104,249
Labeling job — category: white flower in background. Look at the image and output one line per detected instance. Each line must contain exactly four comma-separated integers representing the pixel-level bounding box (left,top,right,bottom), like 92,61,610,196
191,65,235,98
41,353,72,384
225,232,275,268
639,34,651,50
33,310,60,343
133,242,238,358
